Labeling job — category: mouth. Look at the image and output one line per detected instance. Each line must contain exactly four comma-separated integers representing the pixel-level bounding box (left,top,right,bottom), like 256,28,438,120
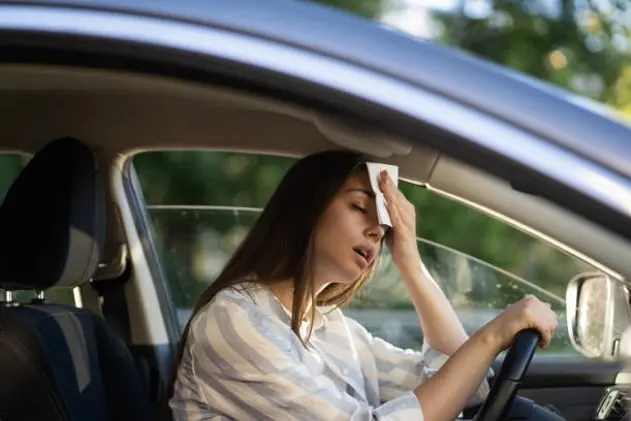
353,245,374,267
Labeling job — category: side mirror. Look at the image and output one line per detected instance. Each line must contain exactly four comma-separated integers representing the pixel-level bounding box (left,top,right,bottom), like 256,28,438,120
566,272,631,361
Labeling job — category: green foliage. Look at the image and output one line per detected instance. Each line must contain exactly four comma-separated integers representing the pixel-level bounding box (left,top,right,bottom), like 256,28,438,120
432,0,629,104
305,0,388,19
134,151,293,207
612,65,631,115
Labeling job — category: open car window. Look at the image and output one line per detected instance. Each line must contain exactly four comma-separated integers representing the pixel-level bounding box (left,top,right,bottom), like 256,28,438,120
133,150,598,357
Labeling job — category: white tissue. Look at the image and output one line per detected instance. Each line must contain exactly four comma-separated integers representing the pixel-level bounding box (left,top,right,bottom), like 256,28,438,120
365,162,399,227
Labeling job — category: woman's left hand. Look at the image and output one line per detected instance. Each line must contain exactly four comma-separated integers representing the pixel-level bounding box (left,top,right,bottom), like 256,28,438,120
379,171,422,276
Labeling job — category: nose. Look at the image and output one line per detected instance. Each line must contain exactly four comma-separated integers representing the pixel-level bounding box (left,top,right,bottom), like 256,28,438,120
366,223,386,242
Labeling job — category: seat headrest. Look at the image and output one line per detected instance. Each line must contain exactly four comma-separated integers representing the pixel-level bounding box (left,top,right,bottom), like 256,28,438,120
0,137,105,290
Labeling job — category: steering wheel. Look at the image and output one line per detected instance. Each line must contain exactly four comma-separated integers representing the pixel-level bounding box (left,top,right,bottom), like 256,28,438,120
473,329,540,421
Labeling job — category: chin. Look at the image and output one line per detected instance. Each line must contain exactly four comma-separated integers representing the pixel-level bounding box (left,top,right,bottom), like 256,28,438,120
318,260,365,286
334,267,365,285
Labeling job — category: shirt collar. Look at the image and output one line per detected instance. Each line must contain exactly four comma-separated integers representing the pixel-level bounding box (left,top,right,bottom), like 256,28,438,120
253,283,328,331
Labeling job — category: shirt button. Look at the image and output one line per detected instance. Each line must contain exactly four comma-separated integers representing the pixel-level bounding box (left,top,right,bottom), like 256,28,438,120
342,368,349,375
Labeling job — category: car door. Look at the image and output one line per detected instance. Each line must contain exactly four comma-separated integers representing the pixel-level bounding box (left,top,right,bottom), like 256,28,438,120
2,2,631,420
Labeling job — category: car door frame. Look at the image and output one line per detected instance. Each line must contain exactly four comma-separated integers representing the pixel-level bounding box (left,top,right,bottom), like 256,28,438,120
1,0,630,404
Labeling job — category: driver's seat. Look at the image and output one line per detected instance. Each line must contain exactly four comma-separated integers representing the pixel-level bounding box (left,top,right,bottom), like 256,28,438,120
0,137,154,421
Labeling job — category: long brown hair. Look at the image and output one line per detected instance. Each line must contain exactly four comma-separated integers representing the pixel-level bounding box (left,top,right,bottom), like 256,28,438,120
174,150,380,368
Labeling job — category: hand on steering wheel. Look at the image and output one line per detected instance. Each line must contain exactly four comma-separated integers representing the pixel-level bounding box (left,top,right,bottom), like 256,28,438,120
473,329,540,421
473,296,558,421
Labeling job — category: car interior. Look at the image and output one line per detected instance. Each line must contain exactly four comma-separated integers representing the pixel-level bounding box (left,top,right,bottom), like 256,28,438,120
0,63,630,421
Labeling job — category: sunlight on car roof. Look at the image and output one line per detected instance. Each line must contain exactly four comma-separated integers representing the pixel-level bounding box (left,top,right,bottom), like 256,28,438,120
568,94,631,128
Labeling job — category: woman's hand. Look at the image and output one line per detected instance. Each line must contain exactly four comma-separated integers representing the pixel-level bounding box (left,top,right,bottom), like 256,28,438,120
378,171,421,276
483,295,559,351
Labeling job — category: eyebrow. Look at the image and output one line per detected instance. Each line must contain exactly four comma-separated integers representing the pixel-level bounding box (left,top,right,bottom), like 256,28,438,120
346,188,375,198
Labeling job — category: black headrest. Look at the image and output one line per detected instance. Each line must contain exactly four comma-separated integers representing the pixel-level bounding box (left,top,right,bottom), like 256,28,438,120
0,137,105,290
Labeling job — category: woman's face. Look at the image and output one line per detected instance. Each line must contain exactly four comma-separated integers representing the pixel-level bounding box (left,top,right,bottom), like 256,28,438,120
312,170,386,287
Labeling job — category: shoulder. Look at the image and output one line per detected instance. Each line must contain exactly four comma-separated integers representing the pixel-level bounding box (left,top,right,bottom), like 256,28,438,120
186,284,302,366
337,310,373,339
318,306,374,347
190,283,275,336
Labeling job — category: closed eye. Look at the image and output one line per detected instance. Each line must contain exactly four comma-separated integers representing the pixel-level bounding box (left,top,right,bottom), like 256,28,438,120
352,204,367,213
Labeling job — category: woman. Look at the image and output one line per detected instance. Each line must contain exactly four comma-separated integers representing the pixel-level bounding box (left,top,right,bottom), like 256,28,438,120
170,150,558,421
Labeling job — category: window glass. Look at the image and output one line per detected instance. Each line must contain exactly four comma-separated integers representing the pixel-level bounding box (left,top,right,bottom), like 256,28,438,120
134,150,597,356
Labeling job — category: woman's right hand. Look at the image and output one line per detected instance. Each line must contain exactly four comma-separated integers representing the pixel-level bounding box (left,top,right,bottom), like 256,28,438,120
413,294,558,421
484,295,559,351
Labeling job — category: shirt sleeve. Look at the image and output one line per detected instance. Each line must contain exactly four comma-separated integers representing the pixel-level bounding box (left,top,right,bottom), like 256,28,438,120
181,293,424,421
345,317,493,407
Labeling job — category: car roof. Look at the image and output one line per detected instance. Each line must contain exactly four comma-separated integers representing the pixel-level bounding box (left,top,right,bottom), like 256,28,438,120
3,0,631,178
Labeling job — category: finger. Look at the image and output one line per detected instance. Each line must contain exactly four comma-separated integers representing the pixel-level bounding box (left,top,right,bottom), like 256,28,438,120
537,329,546,348
547,309,558,328
379,172,398,203
544,317,557,345
381,172,412,210
384,191,404,228
540,329,552,348
380,173,413,225
543,305,558,343
379,174,404,225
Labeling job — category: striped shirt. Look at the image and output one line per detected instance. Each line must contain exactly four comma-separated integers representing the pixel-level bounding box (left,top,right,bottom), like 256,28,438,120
170,283,492,420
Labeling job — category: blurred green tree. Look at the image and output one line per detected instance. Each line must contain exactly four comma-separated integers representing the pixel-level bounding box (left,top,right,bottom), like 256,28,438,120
433,0,629,104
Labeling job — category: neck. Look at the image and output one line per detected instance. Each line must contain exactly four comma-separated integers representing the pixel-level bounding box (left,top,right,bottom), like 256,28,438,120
269,278,330,317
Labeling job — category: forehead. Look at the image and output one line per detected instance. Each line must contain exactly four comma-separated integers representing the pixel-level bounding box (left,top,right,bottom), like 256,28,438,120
343,170,371,191
338,171,376,202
